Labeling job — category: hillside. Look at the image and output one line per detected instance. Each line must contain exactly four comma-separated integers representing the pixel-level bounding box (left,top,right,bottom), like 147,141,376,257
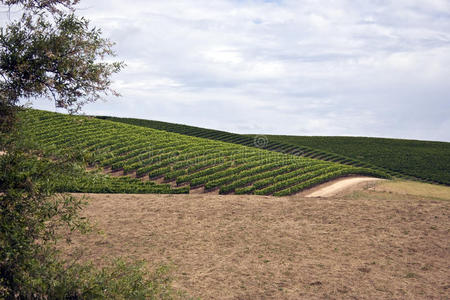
96,116,449,185
265,135,450,185
18,109,387,196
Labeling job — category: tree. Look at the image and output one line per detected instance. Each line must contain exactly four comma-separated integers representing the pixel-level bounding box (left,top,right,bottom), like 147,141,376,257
0,0,123,132
0,1,181,298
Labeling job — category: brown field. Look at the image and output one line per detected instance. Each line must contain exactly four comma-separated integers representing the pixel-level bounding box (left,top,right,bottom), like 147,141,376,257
61,180,450,299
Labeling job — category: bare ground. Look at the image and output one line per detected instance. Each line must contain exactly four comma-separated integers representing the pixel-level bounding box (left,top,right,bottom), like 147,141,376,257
303,176,384,198
61,181,450,299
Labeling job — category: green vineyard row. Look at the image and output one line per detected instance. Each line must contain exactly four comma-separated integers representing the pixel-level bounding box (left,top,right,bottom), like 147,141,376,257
96,116,434,183
265,135,450,186
18,109,390,195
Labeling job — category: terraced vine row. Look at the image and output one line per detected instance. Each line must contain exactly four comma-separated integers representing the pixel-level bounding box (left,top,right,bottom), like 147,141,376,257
55,172,190,194
20,109,389,195
96,116,413,181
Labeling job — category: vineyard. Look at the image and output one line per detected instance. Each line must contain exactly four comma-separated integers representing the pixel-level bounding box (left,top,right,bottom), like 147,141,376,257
56,171,190,194
18,109,389,196
97,116,450,185
265,135,450,185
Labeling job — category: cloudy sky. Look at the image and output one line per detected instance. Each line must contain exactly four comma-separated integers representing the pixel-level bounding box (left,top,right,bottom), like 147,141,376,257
12,0,450,141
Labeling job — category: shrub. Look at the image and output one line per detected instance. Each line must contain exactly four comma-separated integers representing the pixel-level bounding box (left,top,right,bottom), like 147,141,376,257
0,146,184,298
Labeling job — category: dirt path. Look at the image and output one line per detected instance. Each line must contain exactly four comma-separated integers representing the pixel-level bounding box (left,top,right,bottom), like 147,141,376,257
304,176,384,198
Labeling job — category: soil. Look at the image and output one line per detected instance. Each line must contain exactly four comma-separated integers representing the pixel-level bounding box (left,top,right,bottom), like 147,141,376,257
60,181,450,299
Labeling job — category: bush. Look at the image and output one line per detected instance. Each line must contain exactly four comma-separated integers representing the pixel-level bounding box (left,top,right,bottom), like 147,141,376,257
48,259,178,299
0,145,184,298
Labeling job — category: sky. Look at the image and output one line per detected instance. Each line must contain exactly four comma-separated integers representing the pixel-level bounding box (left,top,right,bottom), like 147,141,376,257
6,0,450,141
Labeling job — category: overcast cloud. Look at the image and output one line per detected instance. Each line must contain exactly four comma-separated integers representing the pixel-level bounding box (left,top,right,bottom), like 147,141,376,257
12,0,450,141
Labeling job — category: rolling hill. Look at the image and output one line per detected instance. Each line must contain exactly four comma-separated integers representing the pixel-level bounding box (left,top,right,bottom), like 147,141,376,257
96,116,450,185
17,109,388,196
261,135,450,186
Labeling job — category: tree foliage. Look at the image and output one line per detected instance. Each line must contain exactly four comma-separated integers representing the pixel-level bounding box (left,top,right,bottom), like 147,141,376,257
0,0,123,132
0,150,88,297
2,0,80,13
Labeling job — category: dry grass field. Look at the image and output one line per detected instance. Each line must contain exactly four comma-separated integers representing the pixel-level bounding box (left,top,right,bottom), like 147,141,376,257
60,180,449,299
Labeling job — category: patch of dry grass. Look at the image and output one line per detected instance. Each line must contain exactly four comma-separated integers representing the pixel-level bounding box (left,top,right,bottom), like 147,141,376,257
59,183,450,299
374,180,450,201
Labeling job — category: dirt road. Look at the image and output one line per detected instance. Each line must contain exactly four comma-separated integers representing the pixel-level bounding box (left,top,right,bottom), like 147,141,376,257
304,176,384,197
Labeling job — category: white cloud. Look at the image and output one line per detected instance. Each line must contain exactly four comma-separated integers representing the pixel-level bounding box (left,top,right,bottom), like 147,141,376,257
10,0,450,141
203,47,243,64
